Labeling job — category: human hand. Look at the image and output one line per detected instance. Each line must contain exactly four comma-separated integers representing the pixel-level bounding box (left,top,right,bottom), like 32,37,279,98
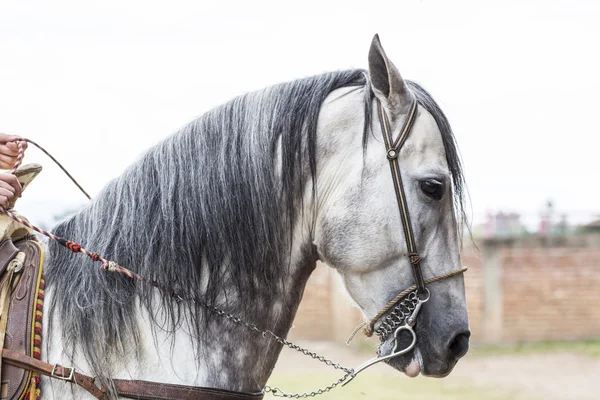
0,173,22,208
0,134,28,170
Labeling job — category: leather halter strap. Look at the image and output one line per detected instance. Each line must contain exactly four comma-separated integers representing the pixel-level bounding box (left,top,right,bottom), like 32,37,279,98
1,349,264,400
377,97,426,295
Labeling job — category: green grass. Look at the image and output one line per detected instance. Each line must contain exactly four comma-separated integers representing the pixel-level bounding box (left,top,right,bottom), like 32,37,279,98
352,336,600,358
468,339,600,358
266,372,528,400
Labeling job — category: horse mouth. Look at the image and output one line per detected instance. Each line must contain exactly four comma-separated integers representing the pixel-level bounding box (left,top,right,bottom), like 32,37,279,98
403,356,422,377
377,331,461,378
382,347,421,378
382,342,460,378
378,330,421,377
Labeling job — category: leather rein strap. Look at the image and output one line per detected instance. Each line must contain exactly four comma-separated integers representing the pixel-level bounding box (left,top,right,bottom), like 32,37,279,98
2,349,264,400
377,97,426,295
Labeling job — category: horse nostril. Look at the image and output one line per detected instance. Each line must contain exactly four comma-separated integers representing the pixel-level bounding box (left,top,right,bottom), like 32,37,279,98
448,331,470,360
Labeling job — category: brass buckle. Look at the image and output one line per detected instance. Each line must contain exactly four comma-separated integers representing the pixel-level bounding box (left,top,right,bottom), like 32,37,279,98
51,364,75,382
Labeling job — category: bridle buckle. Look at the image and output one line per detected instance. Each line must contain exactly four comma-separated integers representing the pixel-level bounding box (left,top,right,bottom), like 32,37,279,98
51,363,75,382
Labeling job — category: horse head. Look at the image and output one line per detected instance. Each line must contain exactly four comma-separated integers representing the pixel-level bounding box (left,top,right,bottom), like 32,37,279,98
313,34,469,378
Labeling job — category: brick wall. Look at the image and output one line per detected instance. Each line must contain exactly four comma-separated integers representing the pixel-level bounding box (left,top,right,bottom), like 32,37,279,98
288,263,334,341
501,246,600,342
462,248,484,340
289,234,600,344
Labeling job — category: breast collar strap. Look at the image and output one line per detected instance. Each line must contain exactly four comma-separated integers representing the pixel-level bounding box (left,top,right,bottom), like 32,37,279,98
1,349,264,400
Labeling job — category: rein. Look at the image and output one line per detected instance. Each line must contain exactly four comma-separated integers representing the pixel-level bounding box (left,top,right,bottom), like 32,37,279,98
0,101,466,398
9,138,91,199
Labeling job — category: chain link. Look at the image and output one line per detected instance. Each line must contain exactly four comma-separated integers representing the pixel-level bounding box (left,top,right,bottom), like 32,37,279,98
264,371,353,398
190,296,355,397
374,290,419,340
192,290,425,397
174,286,421,397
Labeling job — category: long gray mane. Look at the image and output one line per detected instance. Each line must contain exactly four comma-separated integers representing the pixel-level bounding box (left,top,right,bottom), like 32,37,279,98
45,69,466,378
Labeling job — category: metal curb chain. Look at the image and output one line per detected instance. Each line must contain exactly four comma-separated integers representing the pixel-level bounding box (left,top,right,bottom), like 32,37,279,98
190,296,356,397
264,372,353,398
374,290,419,340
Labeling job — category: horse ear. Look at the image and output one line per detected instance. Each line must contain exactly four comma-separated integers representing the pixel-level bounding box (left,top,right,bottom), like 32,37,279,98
368,34,410,110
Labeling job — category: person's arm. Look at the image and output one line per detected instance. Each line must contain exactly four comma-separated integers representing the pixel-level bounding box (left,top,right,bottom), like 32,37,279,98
0,134,28,170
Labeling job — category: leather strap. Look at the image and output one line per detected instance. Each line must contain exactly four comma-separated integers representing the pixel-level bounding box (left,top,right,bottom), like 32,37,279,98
2,349,107,399
377,98,426,295
111,380,264,400
0,239,19,276
0,263,16,379
1,349,265,400
0,253,25,380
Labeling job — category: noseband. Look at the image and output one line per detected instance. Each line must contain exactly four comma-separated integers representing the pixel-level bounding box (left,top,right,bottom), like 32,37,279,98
344,96,467,382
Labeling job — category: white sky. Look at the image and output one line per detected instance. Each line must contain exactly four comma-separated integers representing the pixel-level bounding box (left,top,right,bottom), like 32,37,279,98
1,0,599,229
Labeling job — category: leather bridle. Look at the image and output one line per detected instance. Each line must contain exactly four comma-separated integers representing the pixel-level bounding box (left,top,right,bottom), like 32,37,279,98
343,96,467,382
378,95,427,297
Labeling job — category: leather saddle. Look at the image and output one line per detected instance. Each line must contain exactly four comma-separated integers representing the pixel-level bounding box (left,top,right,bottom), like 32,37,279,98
0,164,45,400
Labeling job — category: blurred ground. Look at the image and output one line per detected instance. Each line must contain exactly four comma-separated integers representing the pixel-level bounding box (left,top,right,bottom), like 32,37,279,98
268,340,599,400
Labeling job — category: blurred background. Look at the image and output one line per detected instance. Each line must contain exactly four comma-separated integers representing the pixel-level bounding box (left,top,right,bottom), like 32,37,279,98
1,1,598,399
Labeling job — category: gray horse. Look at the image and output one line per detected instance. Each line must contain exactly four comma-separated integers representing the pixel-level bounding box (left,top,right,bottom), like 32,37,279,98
41,35,470,399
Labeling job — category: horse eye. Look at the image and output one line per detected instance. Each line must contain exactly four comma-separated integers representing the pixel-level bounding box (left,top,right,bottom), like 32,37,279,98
420,179,445,200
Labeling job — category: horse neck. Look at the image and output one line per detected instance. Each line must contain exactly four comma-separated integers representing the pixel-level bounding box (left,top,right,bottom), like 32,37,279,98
39,82,339,397
42,223,317,399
